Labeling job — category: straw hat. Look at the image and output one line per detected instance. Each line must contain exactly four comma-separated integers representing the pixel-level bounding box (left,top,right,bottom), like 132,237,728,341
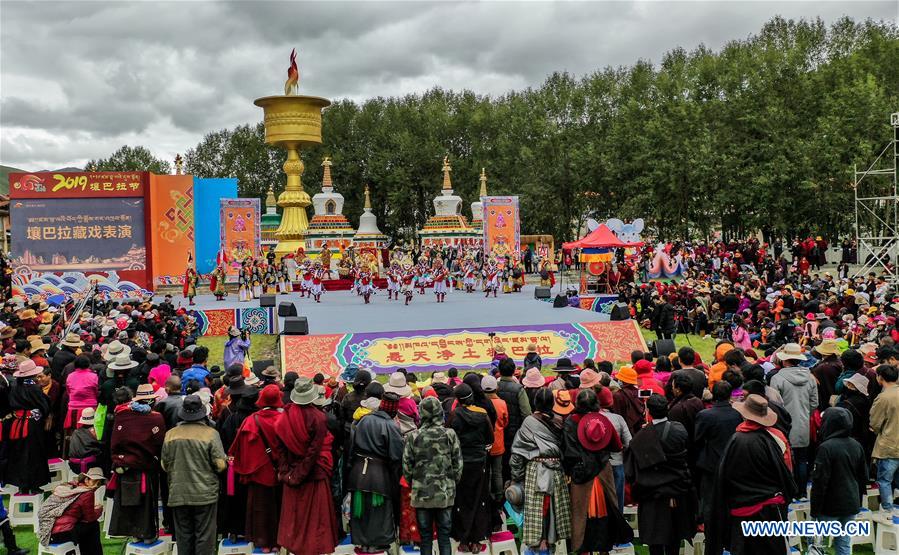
78,467,106,483
0,326,16,339
133,383,158,402
107,353,138,373
19,309,37,320
815,339,841,357
776,343,807,363
383,371,412,398
61,333,84,349
431,372,449,385
29,338,47,353
13,359,43,378
78,407,96,426
103,340,131,361
734,394,777,427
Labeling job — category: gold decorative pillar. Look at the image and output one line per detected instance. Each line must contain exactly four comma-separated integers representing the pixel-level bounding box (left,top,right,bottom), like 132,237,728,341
254,95,331,258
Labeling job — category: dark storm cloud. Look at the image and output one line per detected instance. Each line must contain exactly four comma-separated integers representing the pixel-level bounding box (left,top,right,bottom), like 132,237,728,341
1,0,895,169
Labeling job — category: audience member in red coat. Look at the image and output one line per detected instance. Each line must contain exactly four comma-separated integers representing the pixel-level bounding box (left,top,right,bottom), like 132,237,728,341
43,468,106,555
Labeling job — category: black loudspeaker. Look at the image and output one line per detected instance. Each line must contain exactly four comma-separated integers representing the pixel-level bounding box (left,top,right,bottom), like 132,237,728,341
535,286,552,300
252,359,275,376
259,294,276,308
278,301,297,317
610,302,631,321
553,294,569,308
282,316,309,335
652,339,676,358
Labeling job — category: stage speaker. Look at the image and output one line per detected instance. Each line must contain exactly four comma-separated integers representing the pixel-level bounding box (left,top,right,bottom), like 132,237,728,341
282,316,309,335
252,359,275,376
610,302,631,321
534,286,552,300
652,339,676,358
278,301,297,317
259,294,276,308
553,294,569,308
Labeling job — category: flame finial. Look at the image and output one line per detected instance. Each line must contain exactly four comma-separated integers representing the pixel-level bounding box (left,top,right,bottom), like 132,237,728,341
285,48,299,95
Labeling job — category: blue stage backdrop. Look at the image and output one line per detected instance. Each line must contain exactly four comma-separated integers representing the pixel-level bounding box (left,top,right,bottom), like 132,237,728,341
193,177,238,274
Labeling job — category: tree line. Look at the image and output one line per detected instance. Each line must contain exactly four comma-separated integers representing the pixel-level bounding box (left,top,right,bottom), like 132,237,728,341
89,16,899,244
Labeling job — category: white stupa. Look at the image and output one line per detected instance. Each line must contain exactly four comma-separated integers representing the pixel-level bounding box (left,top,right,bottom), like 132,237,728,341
353,184,387,250
305,157,356,259
418,156,480,248
470,168,488,231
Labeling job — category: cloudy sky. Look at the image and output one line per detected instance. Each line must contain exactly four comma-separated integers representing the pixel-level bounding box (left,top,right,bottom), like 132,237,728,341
1,1,895,170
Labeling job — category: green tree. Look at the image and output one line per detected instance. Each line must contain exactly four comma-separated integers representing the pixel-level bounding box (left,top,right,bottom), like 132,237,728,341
87,145,171,174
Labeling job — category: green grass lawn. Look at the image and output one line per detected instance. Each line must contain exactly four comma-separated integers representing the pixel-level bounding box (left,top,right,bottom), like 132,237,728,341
639,328,718,364
196,334,280,370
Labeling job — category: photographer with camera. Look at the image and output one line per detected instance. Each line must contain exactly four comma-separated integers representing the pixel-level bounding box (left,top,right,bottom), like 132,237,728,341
223,325,251,372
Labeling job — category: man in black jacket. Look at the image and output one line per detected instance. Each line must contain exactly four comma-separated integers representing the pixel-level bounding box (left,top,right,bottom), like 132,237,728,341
708,394,798,555
652,297,676,340
694,382,742,526
809,407,867,555
496,358,531,482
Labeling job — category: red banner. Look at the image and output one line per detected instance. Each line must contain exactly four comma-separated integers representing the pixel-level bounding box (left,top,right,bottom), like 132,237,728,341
9,171,147,199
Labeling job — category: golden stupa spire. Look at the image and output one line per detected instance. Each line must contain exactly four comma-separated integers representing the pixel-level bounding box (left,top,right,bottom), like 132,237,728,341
479,167,488,197
364,184,372,210
441,156,452,191
265,185,276,211
321,156,333,190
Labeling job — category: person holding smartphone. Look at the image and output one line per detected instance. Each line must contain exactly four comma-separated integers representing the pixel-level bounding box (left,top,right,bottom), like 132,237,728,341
224,325,252,372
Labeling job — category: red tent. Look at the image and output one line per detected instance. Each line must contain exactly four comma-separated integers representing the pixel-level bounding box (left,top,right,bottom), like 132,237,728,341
562,224,643,249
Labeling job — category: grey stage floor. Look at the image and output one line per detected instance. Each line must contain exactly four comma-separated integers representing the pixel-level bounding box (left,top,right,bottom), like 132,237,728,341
164,284,609,335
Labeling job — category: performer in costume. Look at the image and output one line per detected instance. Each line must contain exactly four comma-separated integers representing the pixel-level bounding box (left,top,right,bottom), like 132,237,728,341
358,265,373,304
252,261,264,299
482,259,499,298
210,264,227,301
278,262,291,293
300,260,313,298
416,259,429,295
510,260,525,293
238,261,252,302
539,259,555,288
311,261,324,303
432,259,449,303
183,266,199,306
463,260,476,293
385,262,399,301
320,247,332,279
401,263,416,306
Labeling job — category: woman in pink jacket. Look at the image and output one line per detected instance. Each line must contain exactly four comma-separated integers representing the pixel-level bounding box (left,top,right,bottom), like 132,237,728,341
731,315,753,351
64,354,99,431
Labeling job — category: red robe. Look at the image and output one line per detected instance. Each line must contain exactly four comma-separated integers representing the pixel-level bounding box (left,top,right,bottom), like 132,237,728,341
272,404,337,555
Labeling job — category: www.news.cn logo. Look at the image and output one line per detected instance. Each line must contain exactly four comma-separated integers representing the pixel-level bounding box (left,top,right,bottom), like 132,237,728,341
741,520,871,537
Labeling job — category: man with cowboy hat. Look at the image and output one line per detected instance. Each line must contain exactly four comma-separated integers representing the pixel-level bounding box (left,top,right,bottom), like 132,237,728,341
50,332,83,383
549,357,580,391
769,342,818,494
707,394,798,555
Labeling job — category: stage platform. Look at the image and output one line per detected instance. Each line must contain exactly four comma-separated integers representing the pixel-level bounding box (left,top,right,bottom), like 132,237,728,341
159,284,615,336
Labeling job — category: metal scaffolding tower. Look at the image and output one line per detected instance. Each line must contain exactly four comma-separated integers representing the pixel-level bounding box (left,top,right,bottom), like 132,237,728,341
853,113,899,283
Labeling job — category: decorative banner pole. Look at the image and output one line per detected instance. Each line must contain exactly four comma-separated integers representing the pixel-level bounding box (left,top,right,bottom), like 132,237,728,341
254,49,331,259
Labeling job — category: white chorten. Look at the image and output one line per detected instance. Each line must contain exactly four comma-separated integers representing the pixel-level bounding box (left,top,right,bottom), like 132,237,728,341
311,157,346,216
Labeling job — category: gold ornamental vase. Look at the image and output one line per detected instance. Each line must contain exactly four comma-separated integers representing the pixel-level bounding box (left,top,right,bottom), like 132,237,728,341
254,94,331,258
